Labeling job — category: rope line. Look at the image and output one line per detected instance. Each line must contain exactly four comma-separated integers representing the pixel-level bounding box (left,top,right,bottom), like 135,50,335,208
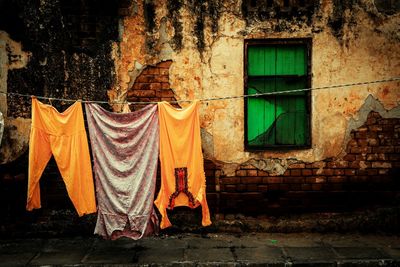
0,77,398,105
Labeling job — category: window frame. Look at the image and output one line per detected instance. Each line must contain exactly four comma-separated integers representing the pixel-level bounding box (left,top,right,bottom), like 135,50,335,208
244,38,312,150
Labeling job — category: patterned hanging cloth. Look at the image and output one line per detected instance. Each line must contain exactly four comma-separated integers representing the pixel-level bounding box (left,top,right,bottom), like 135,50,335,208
155,100,211,229
85,103,159,240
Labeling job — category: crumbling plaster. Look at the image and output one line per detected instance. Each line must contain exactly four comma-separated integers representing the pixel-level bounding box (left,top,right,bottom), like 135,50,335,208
110,0,399,176
0,31,31,163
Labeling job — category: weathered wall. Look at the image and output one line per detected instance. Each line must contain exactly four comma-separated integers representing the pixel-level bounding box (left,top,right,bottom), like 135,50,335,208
0,0,399,233
109,0,400,176
0,0,119,163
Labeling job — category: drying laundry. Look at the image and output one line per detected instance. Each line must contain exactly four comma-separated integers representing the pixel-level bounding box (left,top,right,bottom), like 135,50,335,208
85,103,159,240
0,111,3,146
26,97,96,216
155,100,211,229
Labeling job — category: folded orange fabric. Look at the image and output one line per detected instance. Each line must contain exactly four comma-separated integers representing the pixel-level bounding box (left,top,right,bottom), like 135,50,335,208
155,100,211,229
26,97,96,216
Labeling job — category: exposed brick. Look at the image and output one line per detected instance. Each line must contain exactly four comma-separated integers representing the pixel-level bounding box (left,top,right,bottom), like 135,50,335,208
369,125,383,132
343,154,356,161
344,169,356,176
225,185,236,192
302,169,312,176
221,177,240,184
150,83,162,90
327,161,348,168
290,169,301,176
132,83,151,90
158,61,173,68
156,90,175,98
288,163,305,169
334,169,345,175
372,146,395,153
247,170,258,176
388,154,400,161
371,162,392,168
236,184,247,192
159,68,169,75
367,138,379,146
312,161,326,168
279,184,290,191
366,153,386,161
246,184,258,191
290,184,302,190
129,89,155,97
283,170,291,176
161,82,170,89
235,170,246,176
301,184,312,191
283,177,304,183
143,68,159,75
349,161,360,168
240,164,256,170
257,185,268,192
263,177,283,184
328,176,346,183
258,170,269,176
323,169,334,176
311,184,323,190
313,168,324,175
241,177,261,184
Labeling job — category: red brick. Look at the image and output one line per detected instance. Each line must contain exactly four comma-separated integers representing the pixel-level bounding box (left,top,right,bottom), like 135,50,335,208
235,170,246,176
258,170,269,176
159,68,169,75
156,90,175,98
279,184,290,191
283,170,291,176
288,163,305,169
150,83,162,90
349,161,360,168
312,184,323,190
129,89,155,97
367,138,379,146
224,185,236,192
312,162,326,168
290,184,302,190
283,177,304,183
158,61,172,68
240,164,256,170
132,83,150,90
246,184,258,191
343,154,356,161
323,169,334,176
161,82,170,89
257,185,268,192
263,177,283,184
247,170,258,176
369,125,383,131
372,146,394,153
143,68,159,75
313,168,324,175
221,177,240,184
389,154,400,161
344,169,356,176
291,169,301,176
241,177,261,184
157,75,169,83
327,161,348,168
371,162,392,168
205,169,214,177
334,169,345,175
236,184,246,192
357,139,368,147
302,169,312,176
328,176,346,183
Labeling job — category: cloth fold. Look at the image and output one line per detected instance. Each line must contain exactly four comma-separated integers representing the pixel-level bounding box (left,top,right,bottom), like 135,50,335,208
27,98,96,216
155,100,211,229
85,103,159,240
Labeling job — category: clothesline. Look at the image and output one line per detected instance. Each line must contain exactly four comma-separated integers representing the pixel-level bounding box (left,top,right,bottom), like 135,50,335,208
0,77,399,105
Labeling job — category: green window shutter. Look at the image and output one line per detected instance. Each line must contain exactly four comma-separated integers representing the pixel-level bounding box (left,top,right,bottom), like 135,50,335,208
246,43,309,148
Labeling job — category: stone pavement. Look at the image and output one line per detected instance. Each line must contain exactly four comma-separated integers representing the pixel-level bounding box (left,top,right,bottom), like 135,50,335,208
0,233,399,266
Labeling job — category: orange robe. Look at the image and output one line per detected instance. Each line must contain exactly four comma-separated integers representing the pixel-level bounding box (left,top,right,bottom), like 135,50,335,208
155,100,211,229
26,97,96,216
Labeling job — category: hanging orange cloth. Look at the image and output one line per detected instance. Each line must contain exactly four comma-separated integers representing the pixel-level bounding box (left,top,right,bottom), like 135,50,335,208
26,97,96,216
155,100,211,229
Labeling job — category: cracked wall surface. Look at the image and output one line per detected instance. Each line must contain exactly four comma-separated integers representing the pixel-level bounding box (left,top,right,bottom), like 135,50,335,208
108,0,400,176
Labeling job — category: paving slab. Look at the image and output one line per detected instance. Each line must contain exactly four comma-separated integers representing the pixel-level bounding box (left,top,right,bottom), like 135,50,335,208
284,247,337,262
138,236,187,249
235,246,285,264
29,251,86,265
136,248,185,264
82,246,137,264
333,247,391,259
0,239,43,267
185,248,234,262
184,236,234,248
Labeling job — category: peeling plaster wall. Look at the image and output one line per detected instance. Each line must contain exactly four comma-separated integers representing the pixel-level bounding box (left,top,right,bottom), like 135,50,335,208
111,0,400,176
